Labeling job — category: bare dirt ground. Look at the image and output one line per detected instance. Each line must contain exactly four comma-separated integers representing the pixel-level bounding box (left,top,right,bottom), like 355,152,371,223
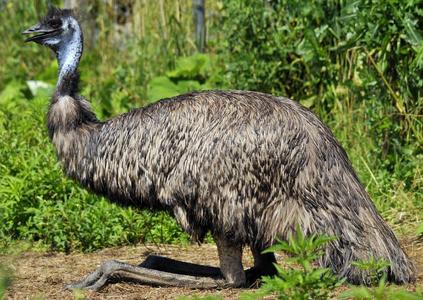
1,237,422,300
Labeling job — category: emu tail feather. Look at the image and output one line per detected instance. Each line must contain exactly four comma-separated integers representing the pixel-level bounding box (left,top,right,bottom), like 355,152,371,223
265,192,415,284
306,203,415,284
322,213,415,284
263,112,417,285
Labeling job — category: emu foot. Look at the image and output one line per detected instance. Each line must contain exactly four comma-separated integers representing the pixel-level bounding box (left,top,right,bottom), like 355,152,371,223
245,267,263,288
245,266,277,288
66,255,226,291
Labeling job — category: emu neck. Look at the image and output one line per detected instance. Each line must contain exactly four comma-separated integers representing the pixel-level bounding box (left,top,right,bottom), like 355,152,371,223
56,26,83,96
48,22,98,146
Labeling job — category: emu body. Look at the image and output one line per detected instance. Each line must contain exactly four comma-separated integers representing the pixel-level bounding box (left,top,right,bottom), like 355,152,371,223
23,6,415,290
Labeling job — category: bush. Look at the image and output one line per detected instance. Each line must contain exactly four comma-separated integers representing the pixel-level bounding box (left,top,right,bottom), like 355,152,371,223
241,226,342,300
219,0,423,120
351,256,390,286
147,53,217,102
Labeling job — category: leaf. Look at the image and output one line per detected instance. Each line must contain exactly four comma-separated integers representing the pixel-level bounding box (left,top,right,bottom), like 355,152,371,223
26,80,54,97
175,80,203,93
166,54,211,80
339,287,372,299
300,96,315,108
0,81,26,104
309,268,331,280
403,18,422,46
146,76,180,102
262,239,290,254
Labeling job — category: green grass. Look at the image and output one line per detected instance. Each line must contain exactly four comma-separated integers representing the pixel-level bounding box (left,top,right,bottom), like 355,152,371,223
0,265,12,299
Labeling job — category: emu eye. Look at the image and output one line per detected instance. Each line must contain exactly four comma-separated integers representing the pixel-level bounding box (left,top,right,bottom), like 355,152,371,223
48,19,62,28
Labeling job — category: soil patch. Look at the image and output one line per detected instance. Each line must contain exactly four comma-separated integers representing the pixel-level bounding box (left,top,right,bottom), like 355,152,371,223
1,238,422,299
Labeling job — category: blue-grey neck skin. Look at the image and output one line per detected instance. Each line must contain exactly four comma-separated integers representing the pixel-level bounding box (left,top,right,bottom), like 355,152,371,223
46,16,97,138
55,18,83,95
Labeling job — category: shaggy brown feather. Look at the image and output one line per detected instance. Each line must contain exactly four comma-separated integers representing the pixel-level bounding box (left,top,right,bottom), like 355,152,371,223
49,90,415,284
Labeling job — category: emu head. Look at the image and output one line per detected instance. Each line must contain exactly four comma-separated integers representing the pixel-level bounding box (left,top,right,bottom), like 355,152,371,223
22,5,82,54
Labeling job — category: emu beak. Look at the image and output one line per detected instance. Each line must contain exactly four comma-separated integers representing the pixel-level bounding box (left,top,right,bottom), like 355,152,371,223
22,22,60,43
22,23,42,42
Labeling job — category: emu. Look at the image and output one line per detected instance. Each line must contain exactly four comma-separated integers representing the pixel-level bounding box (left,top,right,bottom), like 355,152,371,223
23,6,415,290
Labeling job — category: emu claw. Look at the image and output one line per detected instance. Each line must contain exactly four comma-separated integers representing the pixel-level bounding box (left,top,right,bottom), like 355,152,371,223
66,260,119,291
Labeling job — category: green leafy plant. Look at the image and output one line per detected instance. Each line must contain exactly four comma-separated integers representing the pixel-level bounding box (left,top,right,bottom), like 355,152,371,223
147,53,215,102
241,225,343,300
351,256,391,285
339,277,423,300
339,256,423,299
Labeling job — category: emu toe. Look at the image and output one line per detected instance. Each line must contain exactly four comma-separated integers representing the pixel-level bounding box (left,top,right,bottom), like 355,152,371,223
66,256,228,290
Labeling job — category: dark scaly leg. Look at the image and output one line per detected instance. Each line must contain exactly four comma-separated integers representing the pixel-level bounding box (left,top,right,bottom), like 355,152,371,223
246,247,277,286
215,237,246,287
139,255,222,277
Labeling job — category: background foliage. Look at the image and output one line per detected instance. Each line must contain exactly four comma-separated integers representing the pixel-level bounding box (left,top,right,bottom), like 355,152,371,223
0,0,422,253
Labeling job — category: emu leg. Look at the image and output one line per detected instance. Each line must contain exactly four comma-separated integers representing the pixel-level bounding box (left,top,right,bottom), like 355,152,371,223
139,255,222,277
246,248,277,286
215,237,246,287
66,255,225,291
